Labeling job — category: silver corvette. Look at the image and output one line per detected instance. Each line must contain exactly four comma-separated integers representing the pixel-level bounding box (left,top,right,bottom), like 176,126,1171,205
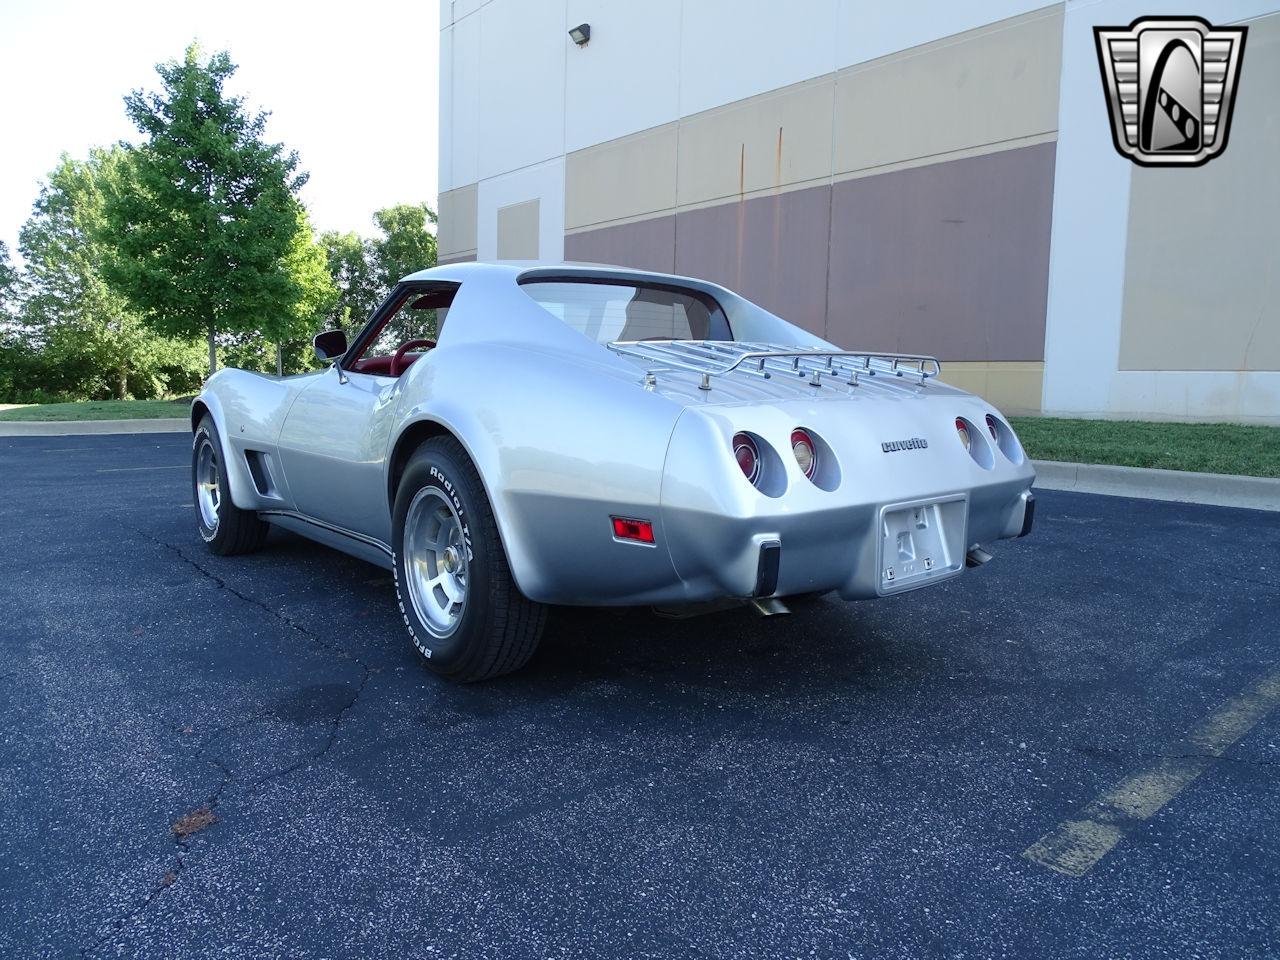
191,262,1035,681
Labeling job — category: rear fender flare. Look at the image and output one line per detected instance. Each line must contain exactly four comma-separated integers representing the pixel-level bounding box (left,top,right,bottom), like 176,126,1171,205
386,406,534,599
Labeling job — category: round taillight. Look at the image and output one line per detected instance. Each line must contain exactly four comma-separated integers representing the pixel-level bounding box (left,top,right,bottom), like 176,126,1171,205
955,418,971,451
985,414,1000,441
791,429,817,480
733,432,760,485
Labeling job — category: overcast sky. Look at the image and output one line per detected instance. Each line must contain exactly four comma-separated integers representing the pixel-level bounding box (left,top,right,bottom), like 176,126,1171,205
0,0,440,259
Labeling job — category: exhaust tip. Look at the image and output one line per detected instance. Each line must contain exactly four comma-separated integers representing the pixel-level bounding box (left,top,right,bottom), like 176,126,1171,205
749,597,791,617
966,545,994,568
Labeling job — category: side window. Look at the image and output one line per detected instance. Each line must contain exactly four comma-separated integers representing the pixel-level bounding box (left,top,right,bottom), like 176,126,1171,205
363,287,456,358
344,284,458,375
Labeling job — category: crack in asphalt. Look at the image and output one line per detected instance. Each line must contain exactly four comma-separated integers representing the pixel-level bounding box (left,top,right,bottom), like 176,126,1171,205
1073,742,1280,770
80,533,375,958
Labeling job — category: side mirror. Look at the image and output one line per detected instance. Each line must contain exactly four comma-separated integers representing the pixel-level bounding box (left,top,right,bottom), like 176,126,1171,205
313,329,348,362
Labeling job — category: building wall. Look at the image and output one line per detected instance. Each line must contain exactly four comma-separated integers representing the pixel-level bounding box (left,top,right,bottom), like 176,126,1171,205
439,0,1280,423
1119,12,1280,371
1040,0,1279,423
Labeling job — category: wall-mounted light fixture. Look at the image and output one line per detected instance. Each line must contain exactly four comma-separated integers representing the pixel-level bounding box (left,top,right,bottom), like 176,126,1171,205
568,23,591,47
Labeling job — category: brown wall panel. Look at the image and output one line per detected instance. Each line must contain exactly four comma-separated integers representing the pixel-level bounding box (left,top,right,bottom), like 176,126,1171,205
673,187,831,338
562,142,1053,363
564,215,677,274
827,142,1055,361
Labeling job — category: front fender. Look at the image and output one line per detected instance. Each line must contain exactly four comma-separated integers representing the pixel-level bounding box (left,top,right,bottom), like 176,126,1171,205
190,387,262,512
195,369,312,512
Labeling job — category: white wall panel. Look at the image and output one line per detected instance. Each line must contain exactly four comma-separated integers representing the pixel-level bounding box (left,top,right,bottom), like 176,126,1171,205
1041,0,1140,415
677,0,838,117
1042,0,1280,421
564,0,682,152
442,12,481,191
835,1,1058,68
1098,371,1280,423
443,0,489,27
476,157,566,262
438,20,454,191
477,0,567,180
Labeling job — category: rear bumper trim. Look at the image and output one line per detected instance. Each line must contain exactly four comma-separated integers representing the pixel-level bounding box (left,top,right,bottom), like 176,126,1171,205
754,539,781,597
1019,493,1036,538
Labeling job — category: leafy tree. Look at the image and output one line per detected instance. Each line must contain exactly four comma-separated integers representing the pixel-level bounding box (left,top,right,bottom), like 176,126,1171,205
368,202,438,341
319,230,380,332
15,149,204,401
314,204,437,344
265,208,337,374
370,202,437,290
217,212,336,377
101,44,312,376
0,240,19,322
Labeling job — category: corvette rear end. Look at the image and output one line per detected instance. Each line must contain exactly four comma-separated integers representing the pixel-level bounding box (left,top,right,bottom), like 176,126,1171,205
612,341,1035,605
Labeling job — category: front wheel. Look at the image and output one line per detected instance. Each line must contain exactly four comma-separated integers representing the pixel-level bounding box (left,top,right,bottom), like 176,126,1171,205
392,437,546,682
192,416,270,556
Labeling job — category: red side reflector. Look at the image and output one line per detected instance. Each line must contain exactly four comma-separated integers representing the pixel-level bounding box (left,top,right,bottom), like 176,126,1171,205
611,516,655,543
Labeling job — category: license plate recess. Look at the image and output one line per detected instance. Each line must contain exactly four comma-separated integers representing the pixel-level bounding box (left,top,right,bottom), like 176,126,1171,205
876,494,968,596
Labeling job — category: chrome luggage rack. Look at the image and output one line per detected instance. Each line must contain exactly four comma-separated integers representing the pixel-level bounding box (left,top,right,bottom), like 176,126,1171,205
607,340,941,389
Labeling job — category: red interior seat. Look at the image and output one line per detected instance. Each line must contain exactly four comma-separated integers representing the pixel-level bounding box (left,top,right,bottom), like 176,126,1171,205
349,354,425,376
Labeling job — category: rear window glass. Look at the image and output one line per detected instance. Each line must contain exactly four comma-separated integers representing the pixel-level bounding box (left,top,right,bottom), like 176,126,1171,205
520,279,732,343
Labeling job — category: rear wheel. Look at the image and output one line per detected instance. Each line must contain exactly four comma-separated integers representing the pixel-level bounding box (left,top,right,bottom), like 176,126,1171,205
392,437,546,682
192,416,270,555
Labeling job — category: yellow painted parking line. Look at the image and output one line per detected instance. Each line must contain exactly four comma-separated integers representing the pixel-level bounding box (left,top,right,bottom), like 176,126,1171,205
1025,666,1280,877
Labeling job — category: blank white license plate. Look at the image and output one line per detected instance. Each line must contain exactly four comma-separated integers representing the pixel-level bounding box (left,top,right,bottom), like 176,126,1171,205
877,494,968,595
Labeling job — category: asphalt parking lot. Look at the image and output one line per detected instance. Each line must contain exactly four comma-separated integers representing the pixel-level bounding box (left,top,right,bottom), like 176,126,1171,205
1,433,1277,959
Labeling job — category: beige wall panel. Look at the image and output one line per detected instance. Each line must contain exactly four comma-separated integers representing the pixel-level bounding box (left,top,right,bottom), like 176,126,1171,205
437,183,478,258
676,76,835,207
496,199,540,260
941,362,1044,414
1119,11,1280,372
833,5,1062,175
565,124,679,230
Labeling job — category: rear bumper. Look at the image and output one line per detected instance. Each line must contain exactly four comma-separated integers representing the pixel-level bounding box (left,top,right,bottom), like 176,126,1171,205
660,481,1033,602
654,395,1037,603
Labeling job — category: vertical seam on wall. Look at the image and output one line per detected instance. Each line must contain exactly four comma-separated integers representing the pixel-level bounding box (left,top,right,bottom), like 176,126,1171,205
560,0,568,258
672,0,685,274
1038,4,1069,412
823,48,838,344
475,10,484,255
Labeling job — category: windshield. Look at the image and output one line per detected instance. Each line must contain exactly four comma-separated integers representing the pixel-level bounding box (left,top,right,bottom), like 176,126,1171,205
520,279,732,343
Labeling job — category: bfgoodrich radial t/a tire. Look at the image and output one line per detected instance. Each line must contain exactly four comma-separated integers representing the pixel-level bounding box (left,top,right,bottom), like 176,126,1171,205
192,416,270,556
392,437,546,682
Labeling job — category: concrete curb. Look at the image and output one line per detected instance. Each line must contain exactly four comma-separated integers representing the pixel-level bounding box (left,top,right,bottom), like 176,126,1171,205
1033,460,1280,513
0,418,189,437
